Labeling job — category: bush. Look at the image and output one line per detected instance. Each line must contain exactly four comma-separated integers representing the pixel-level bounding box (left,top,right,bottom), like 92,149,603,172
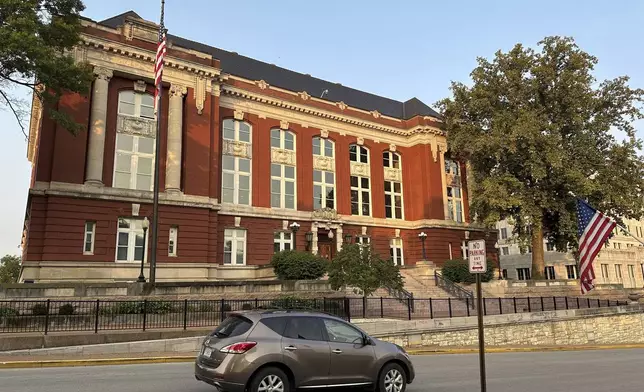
0,306,18,318
31,303,48,316
146,301,175,314
58,304,75,316
441,259,495,284
269,295,317,310
100,302,142,315
241,303,253,311
270,251,327,280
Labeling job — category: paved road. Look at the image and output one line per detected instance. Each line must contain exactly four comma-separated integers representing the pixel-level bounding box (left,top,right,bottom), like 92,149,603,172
2,349,644,392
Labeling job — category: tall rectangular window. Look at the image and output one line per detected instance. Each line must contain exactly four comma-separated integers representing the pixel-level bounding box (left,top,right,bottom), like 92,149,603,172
116,218,146,262
628,264,635,279
566,265,579,279
544,266,556,280
546,242,555,252
221,155,251,205
615,264,623,282
113,134,155,191
500,228,508,240
501,246,509,256
224,229,246,265
517,268,531,281
168,226,178,257
384,180,403,219
351,176,371,216
271,164,296,209
390,238,404,266
600,264,609,280
273,232,293,253
445,160,464,223
83,222,96,255
313,169,335,210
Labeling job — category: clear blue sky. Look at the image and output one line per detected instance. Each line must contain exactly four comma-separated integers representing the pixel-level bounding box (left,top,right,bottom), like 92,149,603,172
1,0,642,256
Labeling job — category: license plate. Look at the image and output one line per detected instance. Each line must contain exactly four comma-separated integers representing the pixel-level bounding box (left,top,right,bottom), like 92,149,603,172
203,347,213,357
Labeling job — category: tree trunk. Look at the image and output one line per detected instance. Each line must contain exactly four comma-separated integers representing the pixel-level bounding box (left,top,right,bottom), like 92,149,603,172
531,224,545,280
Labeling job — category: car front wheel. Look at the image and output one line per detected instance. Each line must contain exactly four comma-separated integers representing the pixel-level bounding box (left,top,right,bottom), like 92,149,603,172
378,363,406,392
248,366,290,392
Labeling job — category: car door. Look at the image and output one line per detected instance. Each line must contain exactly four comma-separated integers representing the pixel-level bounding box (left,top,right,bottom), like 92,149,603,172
323,318,377,386
281,316,331,387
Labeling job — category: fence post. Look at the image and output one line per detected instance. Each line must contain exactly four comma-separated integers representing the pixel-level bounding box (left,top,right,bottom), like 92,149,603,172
363,296,367,319
94,299,100,334
565,297,569,310
429,298,434,319
345,297,351,322
527,297,531,312
448,298,452,318
483,298,487,316
540,297,545,312
407,298,412,320
587,298,591,308
183,299,188,330
44,299,51,335
220,299,225,322
597,299,601,308
466,298,470,317
142,300,148,332
498,298,503,315
576,297,580,309
513,297,517,314
380,297,384,318
553,296,557,311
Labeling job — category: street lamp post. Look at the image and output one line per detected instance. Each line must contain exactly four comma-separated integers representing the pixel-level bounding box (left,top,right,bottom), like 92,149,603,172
418,231,428,260
305,231,313,251
289,222,300,250
138,217,150,283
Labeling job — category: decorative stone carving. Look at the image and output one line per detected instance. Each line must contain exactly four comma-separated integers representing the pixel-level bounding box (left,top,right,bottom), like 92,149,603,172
255,80,269,90
258,114,267,119
223,140,252,159
73,46,87,64
280,120,289,130
234,109,244,120
337,101,347,110
298,91,310,101
312,208,338,221
195,76,207,114
282,220,289,230
361,226,368,236
117,114,156,137
320,129,329,138
395,229,401,237
350,162,370,177
211,83,221,97
301,123,309,128
433,139,447,162
356,137,365,146
389,144,397,152
132,203,140,216
234,217,241,227
313,156,335,172
170,83,187,97
133,80,147,92
93,66,113,82
271,148,296,166
371,110,381,119
384,168,402,182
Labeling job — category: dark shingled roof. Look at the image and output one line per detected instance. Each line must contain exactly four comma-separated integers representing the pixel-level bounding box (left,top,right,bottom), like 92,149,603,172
98,11,440,120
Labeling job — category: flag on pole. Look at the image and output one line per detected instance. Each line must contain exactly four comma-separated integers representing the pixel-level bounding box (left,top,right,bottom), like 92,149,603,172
154,5,167,114
576,199,616,294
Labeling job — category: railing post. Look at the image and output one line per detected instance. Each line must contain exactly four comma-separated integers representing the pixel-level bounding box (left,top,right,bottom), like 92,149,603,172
380,297,384,318
527,297,532,312
513,297,517,314
483,298,487,316
345,297,351,322
44,299,51,335
597,299,601,308
142,300,148,332
220,299,225,322
498,298,503,315
94,299,100,333
466,298,470,317
565,297,569,310
448,298,452,318
576,297,580,309
183,299,188,330
429,298,434,319
362,296,367,319
407,298,412,320
553,296,557,311
587,298,591,308
540,297,545,312
255,298,259,309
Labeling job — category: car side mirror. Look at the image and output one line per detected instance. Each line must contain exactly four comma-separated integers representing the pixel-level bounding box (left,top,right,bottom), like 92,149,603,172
362,335,372,346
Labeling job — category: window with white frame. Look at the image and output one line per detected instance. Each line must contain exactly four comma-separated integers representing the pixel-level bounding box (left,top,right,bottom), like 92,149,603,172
222,155,251,205
566,265,579,279
168,226,178,257
116,218,146,262
313,169,335,209
390,237,404,266
445,159,464,223
271,164,296,209
628,264,635,279
615,264,623,282
350,144,369,164
113,91,156,191
83,221,96,255
350,176,371,216
223,229,246,265
546,242,555,252
500,228,508,240
223,119,251,143
273,232,293,253
517,268,531,280
270,129,295,151
501,246,509,256
356,236,371,246
312,137,334,158
383,152,403,220
544,266,556,280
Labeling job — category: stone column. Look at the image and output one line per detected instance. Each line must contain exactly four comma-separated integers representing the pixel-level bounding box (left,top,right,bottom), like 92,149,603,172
335,225,343,252
439,147,449,220
165,84,186,193
85,66,113,186
311,223,318,255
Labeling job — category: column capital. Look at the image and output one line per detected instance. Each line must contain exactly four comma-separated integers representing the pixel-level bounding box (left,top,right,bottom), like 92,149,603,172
93,66,113,82
170,84,188,97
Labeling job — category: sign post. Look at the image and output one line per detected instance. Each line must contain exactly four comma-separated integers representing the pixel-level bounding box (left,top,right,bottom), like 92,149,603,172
468,239,487,392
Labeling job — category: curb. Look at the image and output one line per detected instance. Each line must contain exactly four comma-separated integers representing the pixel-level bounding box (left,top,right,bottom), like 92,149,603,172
406,344,644,355
0,356,195,369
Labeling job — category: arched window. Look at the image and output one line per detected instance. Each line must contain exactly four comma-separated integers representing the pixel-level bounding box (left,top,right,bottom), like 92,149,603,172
312,137,335,210
270,129,296,209
271,129,295,151
383,151,403,219
349,144,371,216
445,159,463,222
221,119,252,205
113,91,155,191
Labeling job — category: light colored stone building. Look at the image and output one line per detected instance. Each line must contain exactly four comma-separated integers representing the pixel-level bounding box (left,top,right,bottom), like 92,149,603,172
496,218,644,288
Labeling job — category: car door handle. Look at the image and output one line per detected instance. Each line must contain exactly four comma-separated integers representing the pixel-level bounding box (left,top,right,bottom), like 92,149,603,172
284,346,297,351
332,349,343,354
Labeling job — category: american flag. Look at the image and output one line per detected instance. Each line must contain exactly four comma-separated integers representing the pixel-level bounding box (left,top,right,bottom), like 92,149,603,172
576,199,616,294
154,14,167,113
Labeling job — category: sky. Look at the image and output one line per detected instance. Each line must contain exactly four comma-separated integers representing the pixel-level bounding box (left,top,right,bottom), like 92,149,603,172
1,0,643,257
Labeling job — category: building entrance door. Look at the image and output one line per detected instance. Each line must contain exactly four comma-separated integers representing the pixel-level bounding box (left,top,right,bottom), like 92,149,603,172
317,231,335,261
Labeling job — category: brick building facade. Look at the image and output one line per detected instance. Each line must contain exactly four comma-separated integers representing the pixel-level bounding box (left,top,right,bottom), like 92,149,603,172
21,11,496,282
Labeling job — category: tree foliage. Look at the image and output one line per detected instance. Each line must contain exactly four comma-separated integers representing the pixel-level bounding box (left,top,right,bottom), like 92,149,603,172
438,36,644,276
0,254,21,283
328,244,404,297
270,250,327,280
0,0,93,137
441,259,495,284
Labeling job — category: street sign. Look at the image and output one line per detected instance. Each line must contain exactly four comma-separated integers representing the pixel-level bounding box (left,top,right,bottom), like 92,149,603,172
468,239,487,273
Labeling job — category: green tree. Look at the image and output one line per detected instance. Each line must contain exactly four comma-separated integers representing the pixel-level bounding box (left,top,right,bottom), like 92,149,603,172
0,0,93,137
270,250,327,280
328,244,404,297
0,255,21,283
438,36,644,278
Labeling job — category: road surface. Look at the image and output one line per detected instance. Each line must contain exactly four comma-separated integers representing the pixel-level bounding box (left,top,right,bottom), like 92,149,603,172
2,349,643,392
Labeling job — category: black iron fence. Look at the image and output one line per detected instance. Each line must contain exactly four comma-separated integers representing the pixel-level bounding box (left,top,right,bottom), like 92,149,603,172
0,296,627,334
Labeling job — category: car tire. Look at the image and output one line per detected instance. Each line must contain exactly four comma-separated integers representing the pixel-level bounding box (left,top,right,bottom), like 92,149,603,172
248,367,290,392
378,363,406,392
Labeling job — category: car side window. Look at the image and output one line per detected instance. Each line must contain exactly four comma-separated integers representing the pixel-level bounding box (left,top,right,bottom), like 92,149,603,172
260,317,288,336
323,319,363,344
285,317,325,341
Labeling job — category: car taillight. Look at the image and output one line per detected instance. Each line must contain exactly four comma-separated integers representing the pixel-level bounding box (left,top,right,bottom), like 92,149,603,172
219,342,257,354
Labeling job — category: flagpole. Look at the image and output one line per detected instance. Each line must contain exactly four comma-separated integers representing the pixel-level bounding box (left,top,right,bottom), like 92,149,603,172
149,0,166,284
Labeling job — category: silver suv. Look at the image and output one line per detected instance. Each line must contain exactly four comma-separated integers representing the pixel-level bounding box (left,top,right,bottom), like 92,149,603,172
195,310,414,392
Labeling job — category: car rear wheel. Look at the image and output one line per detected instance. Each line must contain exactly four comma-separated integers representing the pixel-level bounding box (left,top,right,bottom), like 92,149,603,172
248,367,290,392
378,363,406,392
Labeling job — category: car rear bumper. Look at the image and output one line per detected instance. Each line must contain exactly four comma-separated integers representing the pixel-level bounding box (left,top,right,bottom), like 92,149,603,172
195,361,245,392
